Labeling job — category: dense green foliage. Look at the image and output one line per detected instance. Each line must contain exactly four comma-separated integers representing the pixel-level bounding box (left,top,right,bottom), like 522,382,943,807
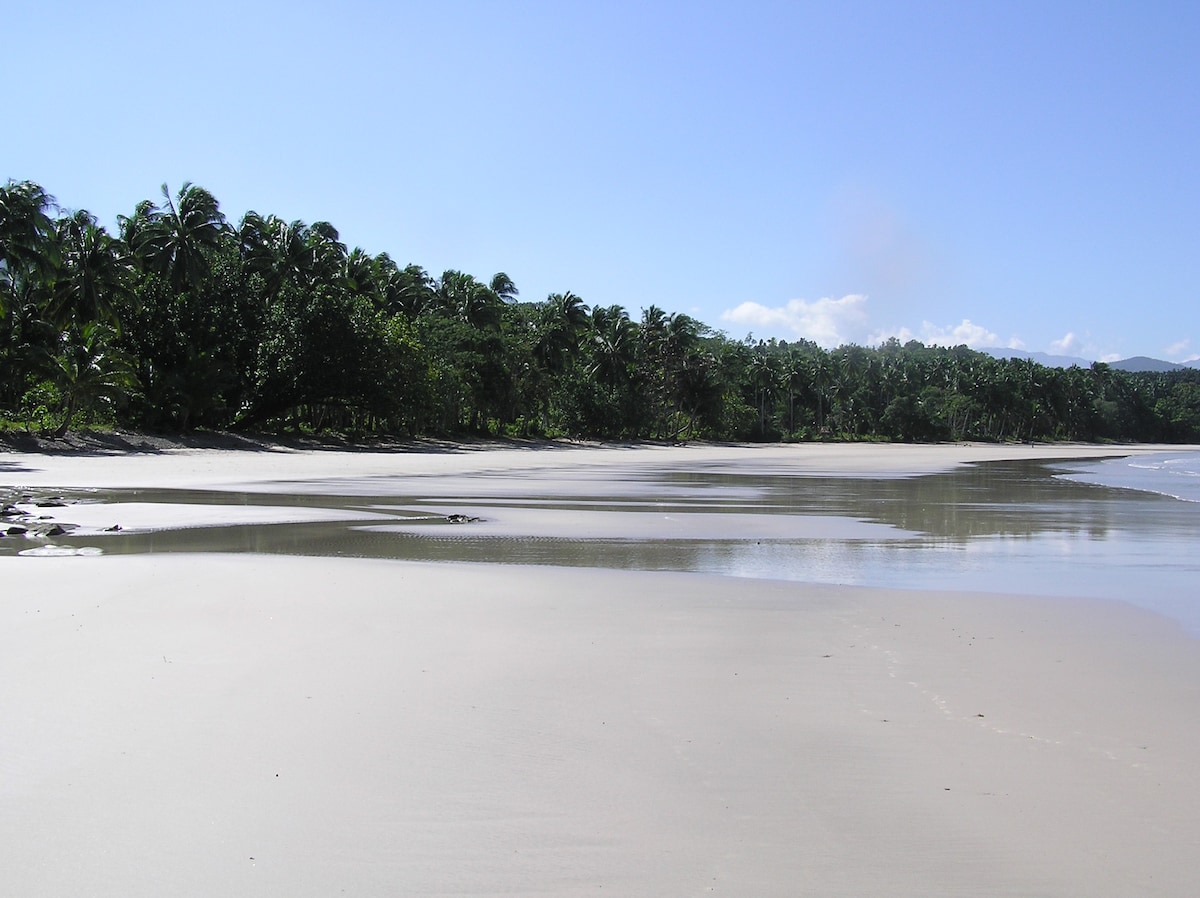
3,179,1198,442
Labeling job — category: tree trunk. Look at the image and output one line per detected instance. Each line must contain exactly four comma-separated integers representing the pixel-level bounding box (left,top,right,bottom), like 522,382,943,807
53,392,77,438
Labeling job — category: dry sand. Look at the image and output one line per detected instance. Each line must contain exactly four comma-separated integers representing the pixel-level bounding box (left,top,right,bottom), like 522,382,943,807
2,442,1198,896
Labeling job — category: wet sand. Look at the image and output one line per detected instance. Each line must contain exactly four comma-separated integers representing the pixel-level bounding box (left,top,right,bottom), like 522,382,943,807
2,443,1198,896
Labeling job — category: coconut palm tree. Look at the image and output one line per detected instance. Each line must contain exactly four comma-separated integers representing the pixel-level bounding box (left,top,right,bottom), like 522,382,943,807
746,353,781,437
1,180,57,318
781,349,808,435
533,291,590,373
675,351,723,439
306,221,347,287
48,210,132,329
343,247,378,298
134,183,227,294
587,304,635,387
489,272,519,303
437,270,502,330
48,321,136,436
238,212,318,294
381,262,436,319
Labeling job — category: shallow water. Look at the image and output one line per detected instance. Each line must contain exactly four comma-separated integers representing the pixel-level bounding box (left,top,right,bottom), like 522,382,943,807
1061,449,1200,502
5,454,1200,631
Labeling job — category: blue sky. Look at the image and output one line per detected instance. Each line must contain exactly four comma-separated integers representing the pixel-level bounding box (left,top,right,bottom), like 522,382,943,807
5,1,1198,361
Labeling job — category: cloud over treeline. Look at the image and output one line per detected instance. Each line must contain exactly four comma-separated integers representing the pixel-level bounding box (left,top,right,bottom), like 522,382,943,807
721,295,869,347
720,295,1022,351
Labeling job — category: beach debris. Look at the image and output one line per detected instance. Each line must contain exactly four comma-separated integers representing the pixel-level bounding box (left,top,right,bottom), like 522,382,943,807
104,524,122,532
445,513,482,524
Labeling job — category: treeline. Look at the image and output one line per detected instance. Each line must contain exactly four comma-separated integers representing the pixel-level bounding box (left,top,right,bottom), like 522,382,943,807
3,179,1199,443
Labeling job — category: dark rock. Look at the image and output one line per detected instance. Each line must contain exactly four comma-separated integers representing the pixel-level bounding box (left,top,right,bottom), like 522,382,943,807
446,513,482,524
29,524,68,537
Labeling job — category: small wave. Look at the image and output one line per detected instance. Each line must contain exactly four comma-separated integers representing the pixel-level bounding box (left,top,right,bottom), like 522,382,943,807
1063,451,1200,502
1129,456,1199,472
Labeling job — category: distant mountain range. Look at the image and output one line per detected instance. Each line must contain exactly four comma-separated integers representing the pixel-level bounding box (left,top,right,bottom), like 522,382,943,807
979,348,1196,373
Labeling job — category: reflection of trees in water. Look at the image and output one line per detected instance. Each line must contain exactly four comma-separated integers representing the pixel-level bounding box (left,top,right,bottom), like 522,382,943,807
666,460,1136,542
862,460,1185,542
7,459,1184,562
781,462,1132,542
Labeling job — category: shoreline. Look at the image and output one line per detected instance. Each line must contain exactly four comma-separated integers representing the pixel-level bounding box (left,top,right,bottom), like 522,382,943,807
3,443,1198,895
1,437,1171,492
0,425,1174,463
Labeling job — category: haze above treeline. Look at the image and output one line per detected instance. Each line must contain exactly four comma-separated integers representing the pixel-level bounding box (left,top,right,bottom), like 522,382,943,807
3,179,1199,443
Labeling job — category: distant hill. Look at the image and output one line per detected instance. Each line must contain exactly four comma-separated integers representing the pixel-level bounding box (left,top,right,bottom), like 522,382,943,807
1107,356,1188,373
979,348,1195,373
980,348,1094,368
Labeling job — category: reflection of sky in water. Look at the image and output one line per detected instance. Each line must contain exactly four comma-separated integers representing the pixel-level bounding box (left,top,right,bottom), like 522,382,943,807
6,454,1200,632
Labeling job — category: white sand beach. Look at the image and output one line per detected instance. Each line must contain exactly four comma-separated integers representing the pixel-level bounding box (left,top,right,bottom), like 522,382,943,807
2,442,1198,896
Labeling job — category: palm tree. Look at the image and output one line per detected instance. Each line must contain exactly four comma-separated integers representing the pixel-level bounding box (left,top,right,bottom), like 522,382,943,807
663,312,701,368
115,199,155,260
343,247,378,297
49,210,132,329
1,180,58,318
306,221,348,286
135,183,227,294
638,304,668,353
533,291,590,373
437,270,502,330
238,212,316,293
746,353,781,437
587,304,635,387
634,307,705,438
381,262,436,319
781,349,808,435
48,321,136,436
806,351,832,434
489,272,519,303
675,351,723,439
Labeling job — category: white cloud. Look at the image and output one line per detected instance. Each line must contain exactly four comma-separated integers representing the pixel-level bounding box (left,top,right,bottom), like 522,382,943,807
938,319,1001,347
1164,338,1192,361
720,296,1024,352
869,318,1003,349
1050,332,1082,355
1049,331,1128,362
720,294,869,348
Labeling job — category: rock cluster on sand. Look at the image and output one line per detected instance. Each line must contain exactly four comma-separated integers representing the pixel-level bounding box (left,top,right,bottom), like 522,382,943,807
0,491,79,541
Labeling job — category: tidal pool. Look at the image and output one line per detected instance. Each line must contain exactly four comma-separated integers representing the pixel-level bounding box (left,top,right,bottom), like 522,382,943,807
5,456,1199,631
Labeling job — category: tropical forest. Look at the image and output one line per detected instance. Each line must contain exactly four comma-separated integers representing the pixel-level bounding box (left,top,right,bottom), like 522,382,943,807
2,179,1198,443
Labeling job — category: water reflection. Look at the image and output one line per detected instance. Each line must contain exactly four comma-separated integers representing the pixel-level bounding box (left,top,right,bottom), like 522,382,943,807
5,457,1200,628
